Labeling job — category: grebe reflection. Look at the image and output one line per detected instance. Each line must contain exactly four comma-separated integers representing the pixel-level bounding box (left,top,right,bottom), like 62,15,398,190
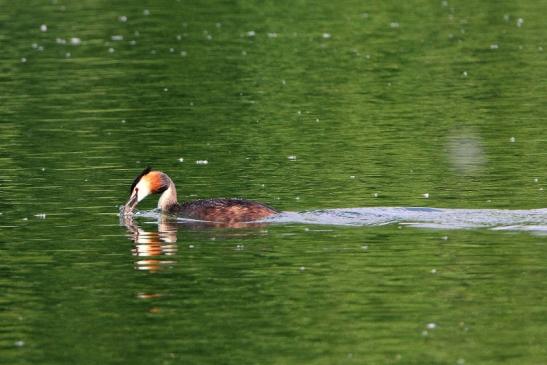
120,213,271,272
121,214,178,272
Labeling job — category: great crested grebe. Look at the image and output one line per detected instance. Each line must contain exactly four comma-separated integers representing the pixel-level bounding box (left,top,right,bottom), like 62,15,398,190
124,167,278,223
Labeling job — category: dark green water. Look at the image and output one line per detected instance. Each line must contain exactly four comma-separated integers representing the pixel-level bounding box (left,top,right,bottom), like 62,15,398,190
1,1,547,364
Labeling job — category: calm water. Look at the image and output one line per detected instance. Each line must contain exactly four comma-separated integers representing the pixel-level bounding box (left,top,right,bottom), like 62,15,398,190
1,0,547,364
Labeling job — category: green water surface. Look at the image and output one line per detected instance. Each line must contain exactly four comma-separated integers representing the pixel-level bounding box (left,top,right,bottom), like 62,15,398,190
1,1,546,364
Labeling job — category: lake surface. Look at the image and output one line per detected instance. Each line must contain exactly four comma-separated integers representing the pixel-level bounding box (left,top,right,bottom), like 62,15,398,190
1,0,546,364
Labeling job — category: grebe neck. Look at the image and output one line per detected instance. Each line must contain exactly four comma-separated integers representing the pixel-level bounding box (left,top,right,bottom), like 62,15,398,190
158,181,178,211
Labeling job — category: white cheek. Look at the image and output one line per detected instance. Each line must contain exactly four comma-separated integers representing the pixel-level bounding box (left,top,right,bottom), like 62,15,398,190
136,180,151,202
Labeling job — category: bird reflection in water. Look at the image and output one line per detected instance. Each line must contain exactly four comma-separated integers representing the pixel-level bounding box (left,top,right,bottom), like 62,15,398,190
120,213,271,272
121,214,179,272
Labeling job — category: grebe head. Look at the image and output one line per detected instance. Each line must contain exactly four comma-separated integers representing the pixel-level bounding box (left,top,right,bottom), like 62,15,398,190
125,167,171,211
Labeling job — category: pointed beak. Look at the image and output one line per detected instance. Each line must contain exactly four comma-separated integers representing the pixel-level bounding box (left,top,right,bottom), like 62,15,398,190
124,191,139,212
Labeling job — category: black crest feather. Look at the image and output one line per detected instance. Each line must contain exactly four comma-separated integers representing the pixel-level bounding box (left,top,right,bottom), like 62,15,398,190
130,166,152,193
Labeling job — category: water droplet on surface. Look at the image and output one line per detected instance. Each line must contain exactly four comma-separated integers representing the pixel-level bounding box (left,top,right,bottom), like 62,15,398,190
322,32,331,39
423,193,430,199
516,18,524,27
247,30,256,37
14,340,25,347
462,71,468,77
431,268,437,274
21,57,27,63
178,157,184,162
373,193,379,198
195,160,208,165
267,32,278,38
426,322,436,329
111,35,123,41
287,155,297,160
299,266,305,272
108,47,115,53
70,37,81,46
390,22,400,28
119,15,128,22
143,9,150,16
40,24,47,32
490,44,499,49
509,136,516,143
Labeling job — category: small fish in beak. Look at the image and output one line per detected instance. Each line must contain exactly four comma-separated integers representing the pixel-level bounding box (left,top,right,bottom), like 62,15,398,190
124,190,139,212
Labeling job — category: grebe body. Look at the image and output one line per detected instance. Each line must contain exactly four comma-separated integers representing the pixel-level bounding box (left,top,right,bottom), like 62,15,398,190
124,167,277,223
